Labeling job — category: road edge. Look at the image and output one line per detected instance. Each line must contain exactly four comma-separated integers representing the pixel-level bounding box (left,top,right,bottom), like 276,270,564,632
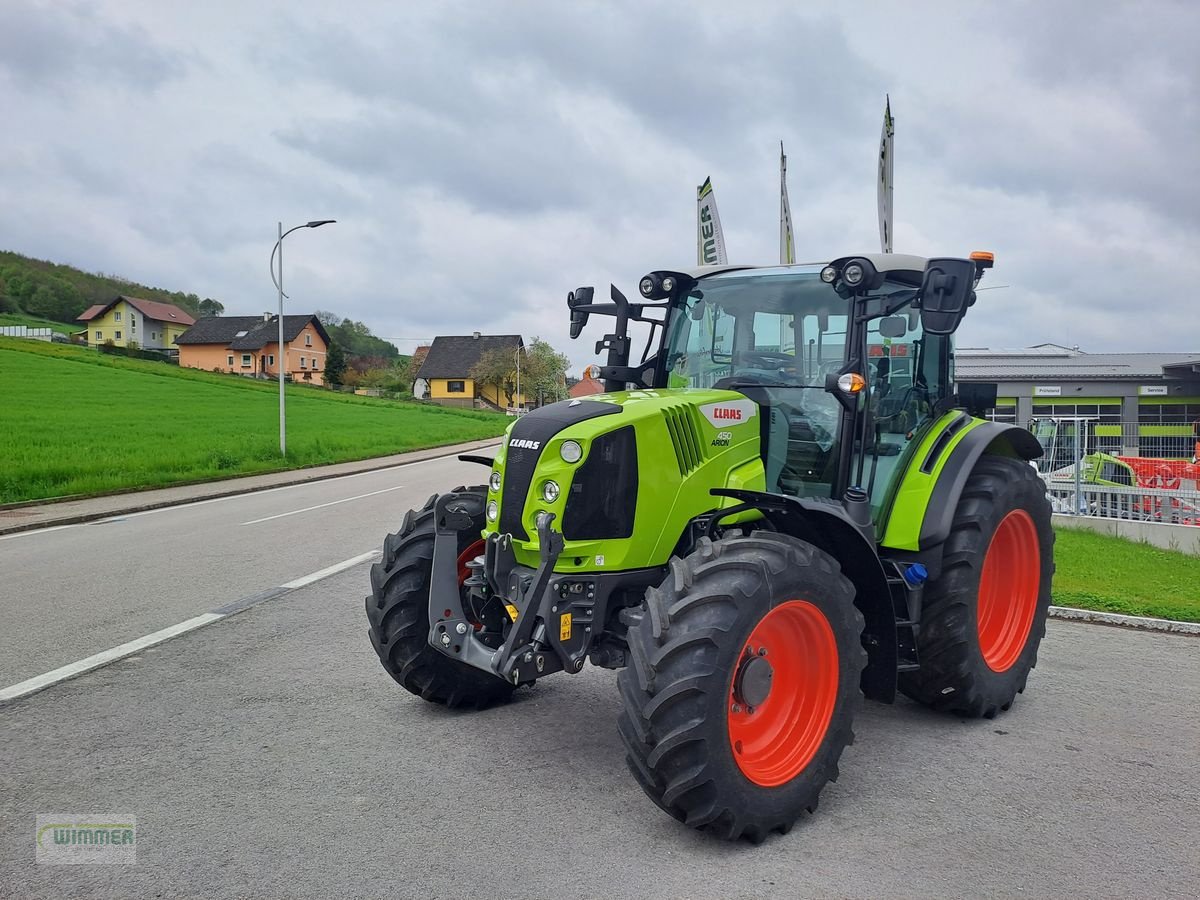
1049,605,1200,635
0,438,501,537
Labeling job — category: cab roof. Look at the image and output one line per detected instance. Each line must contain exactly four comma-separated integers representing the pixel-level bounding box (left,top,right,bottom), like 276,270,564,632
685,254,929,280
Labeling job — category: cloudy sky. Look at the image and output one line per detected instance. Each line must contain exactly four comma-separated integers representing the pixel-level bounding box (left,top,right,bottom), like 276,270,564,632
1,0,1197,370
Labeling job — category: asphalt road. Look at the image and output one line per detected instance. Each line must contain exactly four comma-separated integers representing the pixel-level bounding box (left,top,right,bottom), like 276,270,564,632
1,460,1198,898
0,452,495,689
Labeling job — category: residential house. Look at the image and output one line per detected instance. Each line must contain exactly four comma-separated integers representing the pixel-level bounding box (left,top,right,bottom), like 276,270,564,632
174,314,331,386
416,333,526,409
568,375,605,398
77,296,196,352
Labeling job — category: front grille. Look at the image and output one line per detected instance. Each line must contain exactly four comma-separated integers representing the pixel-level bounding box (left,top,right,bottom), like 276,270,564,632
562,426,638,540
662,404,705,475
497,397,623,540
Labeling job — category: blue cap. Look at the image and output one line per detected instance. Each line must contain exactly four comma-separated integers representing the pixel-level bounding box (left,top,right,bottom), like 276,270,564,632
902,563,929,586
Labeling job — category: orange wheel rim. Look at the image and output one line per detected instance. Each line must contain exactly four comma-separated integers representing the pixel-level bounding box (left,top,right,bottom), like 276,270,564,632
977,509,1040,673
728,600,840,787
456,540,485,587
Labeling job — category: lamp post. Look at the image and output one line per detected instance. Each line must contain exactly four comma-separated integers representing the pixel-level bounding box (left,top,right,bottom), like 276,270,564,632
270,219,335,455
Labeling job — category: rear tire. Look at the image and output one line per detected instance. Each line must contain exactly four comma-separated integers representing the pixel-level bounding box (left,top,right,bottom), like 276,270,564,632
365,490,514,710
900,455,1054,718
617,533,866,842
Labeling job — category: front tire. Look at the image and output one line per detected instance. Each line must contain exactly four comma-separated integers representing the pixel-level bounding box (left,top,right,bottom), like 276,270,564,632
900,455,1054,718
365,490,514,710
617,533,866,841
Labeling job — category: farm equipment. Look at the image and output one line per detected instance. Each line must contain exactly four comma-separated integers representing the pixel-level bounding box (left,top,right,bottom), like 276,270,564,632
1030,416,1200,522
366,253,1054,840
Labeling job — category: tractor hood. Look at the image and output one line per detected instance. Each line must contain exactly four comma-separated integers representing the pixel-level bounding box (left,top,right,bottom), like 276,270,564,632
484,389,765,571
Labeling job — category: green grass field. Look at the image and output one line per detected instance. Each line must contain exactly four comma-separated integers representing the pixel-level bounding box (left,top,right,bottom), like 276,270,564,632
1053,527,1200,622
0,337,508,503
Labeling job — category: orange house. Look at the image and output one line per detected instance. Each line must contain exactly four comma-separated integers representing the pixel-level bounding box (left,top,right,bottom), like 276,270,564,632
174,314,331,385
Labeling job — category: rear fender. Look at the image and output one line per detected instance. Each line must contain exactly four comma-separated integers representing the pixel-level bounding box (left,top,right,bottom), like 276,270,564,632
880,415,1043,552
917,422,1043,549
710,489,898,702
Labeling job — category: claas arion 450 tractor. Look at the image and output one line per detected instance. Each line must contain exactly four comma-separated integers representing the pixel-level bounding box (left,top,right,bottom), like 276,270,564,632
365,253,1053,841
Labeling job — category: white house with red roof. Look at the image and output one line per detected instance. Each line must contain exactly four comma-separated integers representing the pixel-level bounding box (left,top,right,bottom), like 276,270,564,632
77,295,196,352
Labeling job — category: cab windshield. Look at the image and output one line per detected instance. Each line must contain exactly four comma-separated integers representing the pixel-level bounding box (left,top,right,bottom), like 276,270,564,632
664,266,947,509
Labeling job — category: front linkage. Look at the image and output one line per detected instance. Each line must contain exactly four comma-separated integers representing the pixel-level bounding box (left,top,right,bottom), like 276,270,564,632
428,491,659,686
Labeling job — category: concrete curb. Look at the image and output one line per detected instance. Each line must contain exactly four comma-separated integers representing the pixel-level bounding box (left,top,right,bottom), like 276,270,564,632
1049,605,1200,635
0,438,501,537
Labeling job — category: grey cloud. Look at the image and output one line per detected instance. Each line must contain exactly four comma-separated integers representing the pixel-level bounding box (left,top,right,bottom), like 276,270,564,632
0,1,185,93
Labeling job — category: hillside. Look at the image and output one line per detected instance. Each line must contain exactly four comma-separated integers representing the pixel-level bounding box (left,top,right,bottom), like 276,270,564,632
0,250,401,359
0,338,506,503
0,249,218,325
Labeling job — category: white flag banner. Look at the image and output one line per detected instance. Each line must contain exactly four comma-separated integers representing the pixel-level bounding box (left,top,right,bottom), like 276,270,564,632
696,177,728,266
877,96,894,254
780,142,795,265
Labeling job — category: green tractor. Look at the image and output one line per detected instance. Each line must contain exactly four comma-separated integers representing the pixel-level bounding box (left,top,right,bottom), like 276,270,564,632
366,253,1053,841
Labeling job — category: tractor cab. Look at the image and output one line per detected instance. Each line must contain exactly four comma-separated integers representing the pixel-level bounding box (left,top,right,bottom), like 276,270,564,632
657,260,949,514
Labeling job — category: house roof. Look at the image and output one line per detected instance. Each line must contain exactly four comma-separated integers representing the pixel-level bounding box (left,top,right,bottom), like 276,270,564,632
76,295,196,326
417,334,524,379
174,314,328,349
568,376,605,398
956,348,1200,381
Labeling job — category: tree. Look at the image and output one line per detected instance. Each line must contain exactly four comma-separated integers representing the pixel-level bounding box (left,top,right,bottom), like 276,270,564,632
197,298,224,318
524,336,571,405
324,340,347,387
471,347,519,408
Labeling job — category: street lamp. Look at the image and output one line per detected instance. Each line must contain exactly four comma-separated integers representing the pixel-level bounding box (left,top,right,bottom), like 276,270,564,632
269,219,335,456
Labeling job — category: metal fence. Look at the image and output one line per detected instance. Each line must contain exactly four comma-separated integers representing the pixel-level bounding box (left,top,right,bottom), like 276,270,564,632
1042,478,1200,526
0,325,54,341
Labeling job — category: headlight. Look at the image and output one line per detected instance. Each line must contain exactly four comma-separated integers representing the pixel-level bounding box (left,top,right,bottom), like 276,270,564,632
489,471,501,491
486,500,498,521
820,265,837,283
843,262,865,286
542,480,560,502
560,440,583,463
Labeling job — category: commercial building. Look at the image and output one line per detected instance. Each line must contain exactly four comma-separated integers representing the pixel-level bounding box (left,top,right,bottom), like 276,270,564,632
956,344,1200,457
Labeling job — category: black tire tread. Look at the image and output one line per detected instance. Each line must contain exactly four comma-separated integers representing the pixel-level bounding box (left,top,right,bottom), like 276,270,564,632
899,455,1055,718
365,492,513,710
617,532,866,841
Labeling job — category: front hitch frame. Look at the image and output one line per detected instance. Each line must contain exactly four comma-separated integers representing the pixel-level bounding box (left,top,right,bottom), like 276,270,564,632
427,497,571,685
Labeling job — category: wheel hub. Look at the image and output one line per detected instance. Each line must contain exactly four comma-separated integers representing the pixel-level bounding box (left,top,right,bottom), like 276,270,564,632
734,653,773,709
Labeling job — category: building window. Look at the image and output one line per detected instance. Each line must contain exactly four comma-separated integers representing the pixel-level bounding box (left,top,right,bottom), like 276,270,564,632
95,331,103,340
130,318,136,331
114,330,122,340
114,311,121,322
152,332,158,340
305,333,312,346
227,355,234,366
300,357,307,369
268,354,275,366
448,380,466,393
241,354,252,368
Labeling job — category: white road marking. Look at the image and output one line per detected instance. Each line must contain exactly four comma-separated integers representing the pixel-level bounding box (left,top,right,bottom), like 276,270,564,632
240,485,407,526
0,548,383,703
0,613,222,702
281,549,381,589
0,444,498,543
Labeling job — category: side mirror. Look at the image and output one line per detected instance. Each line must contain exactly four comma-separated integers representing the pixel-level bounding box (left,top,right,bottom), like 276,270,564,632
958,381,997,417
917,258,976,335
878,315,907,338
567,286,593,339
